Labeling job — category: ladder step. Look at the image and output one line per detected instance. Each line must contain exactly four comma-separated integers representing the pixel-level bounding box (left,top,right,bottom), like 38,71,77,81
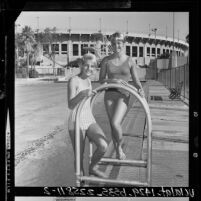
80,176,148,186
99,158,147,167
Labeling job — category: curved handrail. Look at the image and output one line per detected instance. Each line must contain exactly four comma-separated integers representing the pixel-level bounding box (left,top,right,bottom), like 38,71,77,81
92,79,151,127
75,80,152,186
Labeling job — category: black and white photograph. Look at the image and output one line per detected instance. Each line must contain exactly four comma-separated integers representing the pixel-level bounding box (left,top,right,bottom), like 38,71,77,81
14,11,190,188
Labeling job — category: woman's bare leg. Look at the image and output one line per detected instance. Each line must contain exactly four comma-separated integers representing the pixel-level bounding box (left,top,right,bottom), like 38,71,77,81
104,94,118,153
86,123,108,178
111,98,128,159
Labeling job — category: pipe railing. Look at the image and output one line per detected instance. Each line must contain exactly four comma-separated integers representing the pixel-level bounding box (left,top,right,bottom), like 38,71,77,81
75,79,152,186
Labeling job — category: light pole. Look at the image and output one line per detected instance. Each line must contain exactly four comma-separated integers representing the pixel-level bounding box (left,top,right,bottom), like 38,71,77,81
178,30,179,42
148,24,150,37
99,18,102,33
151,28,158,80
67,17,71,67
36,17,39,33
36,17,40,42
126,20,128,35
151,28,157,58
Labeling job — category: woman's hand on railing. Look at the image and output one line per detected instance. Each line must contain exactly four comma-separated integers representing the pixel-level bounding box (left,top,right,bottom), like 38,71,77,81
79,89,92,98
80,89,97,98
91,90,97,96
138,88,145,98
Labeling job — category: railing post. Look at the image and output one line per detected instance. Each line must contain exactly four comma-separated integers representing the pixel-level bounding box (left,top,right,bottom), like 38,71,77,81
75,100,85,187
184,64,186,99
179,66,181,84
175,67,176,89
89,142,93,164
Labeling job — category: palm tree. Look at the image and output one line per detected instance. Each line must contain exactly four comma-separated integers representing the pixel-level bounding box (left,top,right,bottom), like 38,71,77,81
20,26,36,78
43,27,58,77
15,32,21,69
30,43,39,70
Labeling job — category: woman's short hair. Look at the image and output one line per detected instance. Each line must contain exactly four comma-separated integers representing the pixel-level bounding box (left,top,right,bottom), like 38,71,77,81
110,31,126,43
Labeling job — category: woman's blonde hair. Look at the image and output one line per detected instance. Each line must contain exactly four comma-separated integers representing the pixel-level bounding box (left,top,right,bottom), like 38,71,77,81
79,53,97,67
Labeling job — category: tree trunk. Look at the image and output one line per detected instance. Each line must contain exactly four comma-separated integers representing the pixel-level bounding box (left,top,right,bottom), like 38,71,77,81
33,54,36,70
53,54,55,77
27,52,29,78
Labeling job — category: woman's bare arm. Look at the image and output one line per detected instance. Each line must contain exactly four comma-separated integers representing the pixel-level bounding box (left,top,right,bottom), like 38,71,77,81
129,58,142,89
67,77,90,109
129,58,145,97
99,57,108,84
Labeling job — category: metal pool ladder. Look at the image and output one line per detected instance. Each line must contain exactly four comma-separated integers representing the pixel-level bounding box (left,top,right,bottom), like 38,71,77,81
74,80,152,186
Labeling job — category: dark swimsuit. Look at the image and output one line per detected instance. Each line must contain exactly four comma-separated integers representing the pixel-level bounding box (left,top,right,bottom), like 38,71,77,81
105,57,131,102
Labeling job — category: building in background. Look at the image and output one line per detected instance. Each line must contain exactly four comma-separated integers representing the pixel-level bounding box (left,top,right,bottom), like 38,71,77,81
35,30,188,68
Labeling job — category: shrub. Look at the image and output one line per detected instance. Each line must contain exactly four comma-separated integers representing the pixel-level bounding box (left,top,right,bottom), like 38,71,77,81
16,66,27,78
29,69,39,78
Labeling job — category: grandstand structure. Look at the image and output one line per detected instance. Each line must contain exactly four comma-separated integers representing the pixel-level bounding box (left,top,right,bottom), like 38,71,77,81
35,30,189,67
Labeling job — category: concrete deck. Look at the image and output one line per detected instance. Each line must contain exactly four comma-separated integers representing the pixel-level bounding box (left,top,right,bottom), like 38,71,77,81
143,81,188,186
15,80,189,187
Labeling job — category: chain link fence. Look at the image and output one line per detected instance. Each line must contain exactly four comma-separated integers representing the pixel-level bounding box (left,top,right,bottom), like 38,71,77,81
158,64,189,100
16,67,66,78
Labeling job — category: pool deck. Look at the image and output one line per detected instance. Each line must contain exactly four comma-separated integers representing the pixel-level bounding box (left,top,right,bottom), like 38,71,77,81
15,79,189,187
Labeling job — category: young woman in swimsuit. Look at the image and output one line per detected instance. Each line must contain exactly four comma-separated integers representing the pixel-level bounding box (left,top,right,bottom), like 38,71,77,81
99,32,145,160
68,53,108,178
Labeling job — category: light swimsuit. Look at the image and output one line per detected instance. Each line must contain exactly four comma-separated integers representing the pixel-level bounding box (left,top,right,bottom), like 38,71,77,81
68,76,96,131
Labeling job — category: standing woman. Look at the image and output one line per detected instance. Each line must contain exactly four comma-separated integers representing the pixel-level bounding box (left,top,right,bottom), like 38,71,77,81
99,32,145,160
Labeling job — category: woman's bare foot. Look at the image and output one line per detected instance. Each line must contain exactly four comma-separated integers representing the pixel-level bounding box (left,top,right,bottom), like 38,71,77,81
80,180,85,186
116,147,126,160
89,167,107,178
